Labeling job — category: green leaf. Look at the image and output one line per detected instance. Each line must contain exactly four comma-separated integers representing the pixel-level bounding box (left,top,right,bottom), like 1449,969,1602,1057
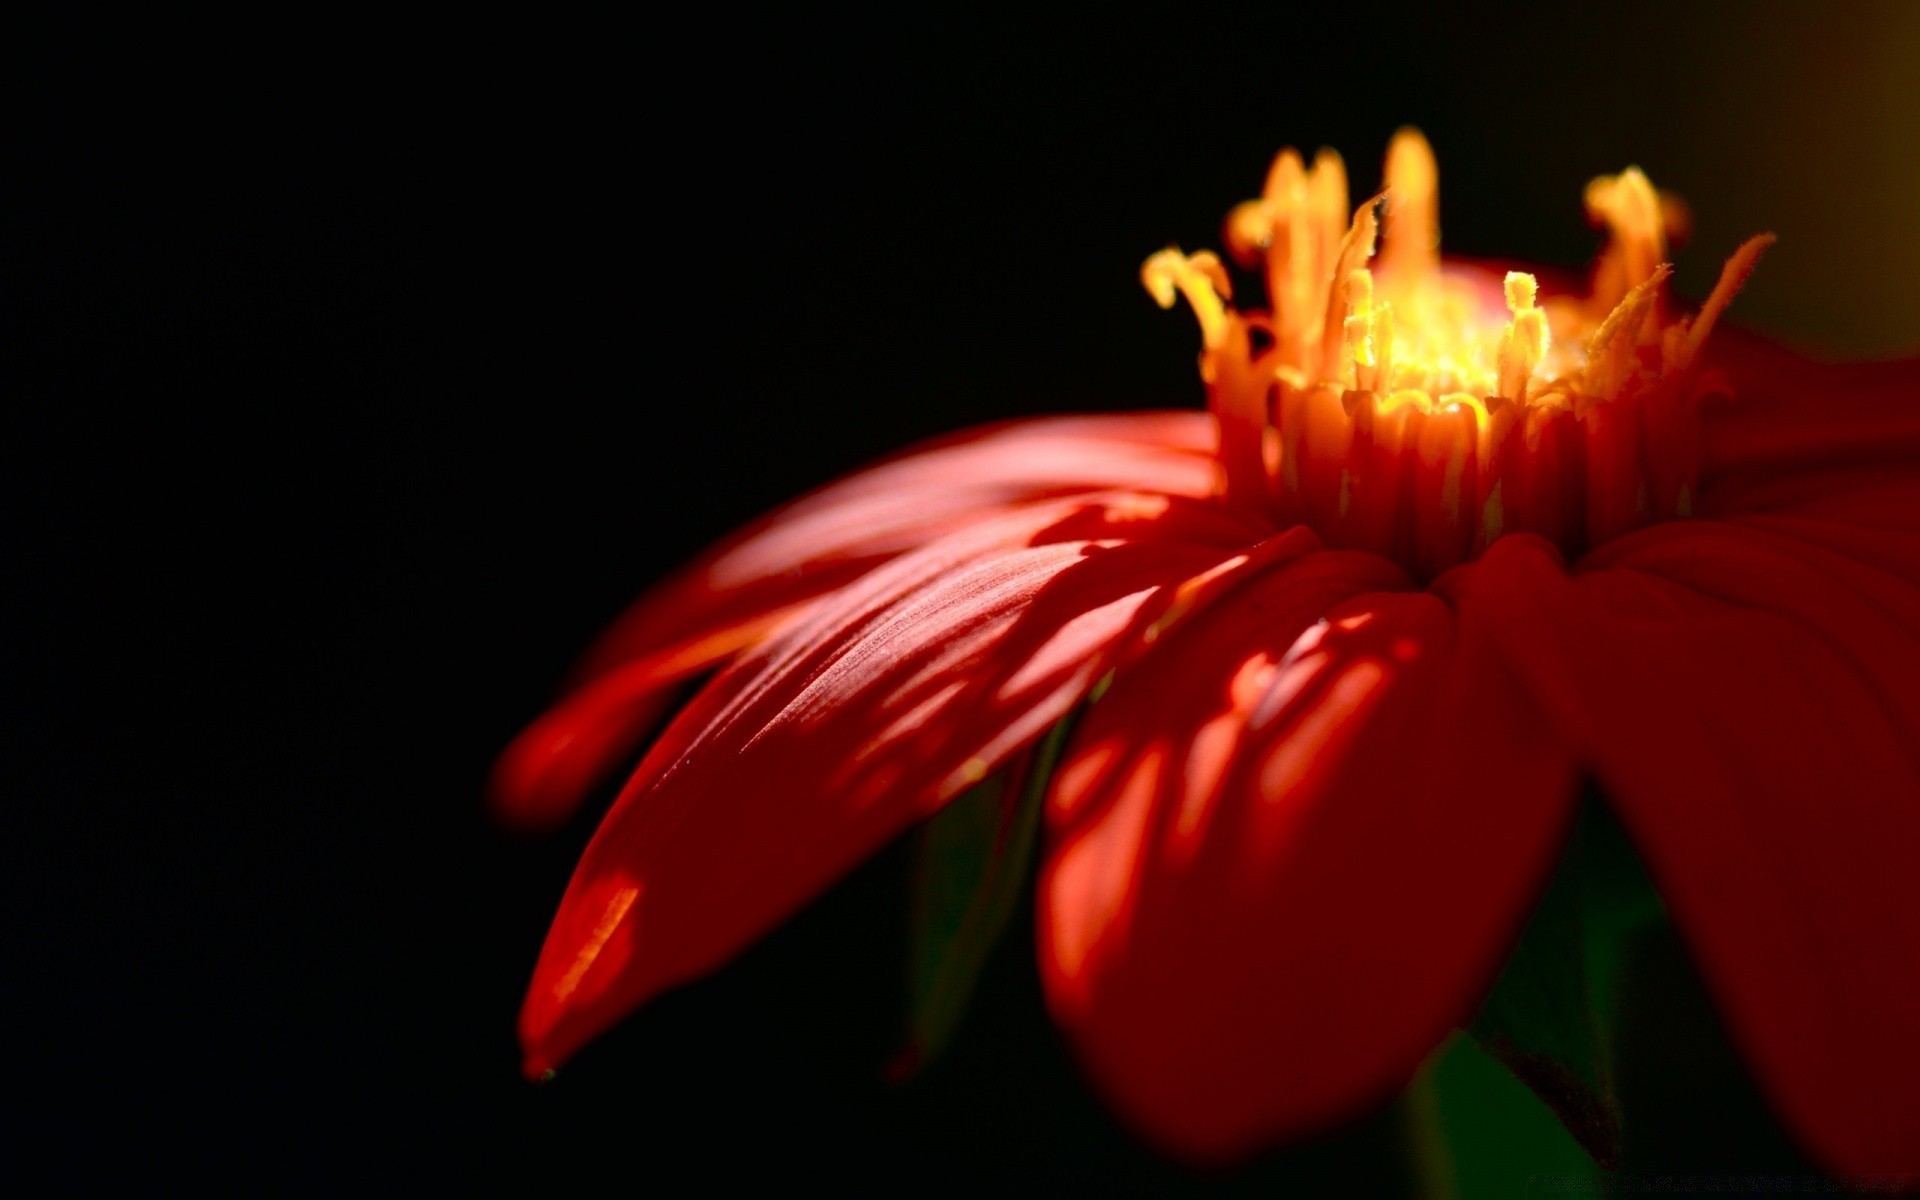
1466,799,1664,1168
892,716,1073,1078
1409,1033,1603,1200
1573,795,1668,1038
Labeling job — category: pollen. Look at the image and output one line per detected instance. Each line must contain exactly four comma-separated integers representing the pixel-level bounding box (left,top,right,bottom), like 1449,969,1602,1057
1144,130,1771,577
1496,271,1549,405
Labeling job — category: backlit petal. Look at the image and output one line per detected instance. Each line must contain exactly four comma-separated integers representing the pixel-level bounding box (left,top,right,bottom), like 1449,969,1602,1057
1461,533,1920,1173
576,412,1222,678
1699,343,1920,526
490,412,1220,827
1041,554,1574,1161
1582,519,1920,758
519,493,1263,1076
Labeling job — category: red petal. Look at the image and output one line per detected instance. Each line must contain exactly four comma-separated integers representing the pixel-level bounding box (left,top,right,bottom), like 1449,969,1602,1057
490,413,1220,828
576,412,1222,678
1582,518,1920,752
519,493,1263,1076
1040,554,1574,1161
1712,513,1920,595
1461,533,1920,1173
1699,345,1920,522
487,610,796,831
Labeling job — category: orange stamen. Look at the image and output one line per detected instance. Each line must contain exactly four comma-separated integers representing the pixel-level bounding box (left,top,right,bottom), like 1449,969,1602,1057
1496,271,1550,404
1378,128,1438,287
1144,132,1769,577
1586,167,1666,308
1679,233,1776,367
1141,248,1232,350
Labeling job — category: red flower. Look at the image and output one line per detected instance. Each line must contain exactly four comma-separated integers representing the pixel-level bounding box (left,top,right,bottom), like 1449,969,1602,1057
497,132,1920,1173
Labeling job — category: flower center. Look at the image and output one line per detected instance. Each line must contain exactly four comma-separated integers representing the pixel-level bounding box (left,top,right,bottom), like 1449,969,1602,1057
1144,129,1772,579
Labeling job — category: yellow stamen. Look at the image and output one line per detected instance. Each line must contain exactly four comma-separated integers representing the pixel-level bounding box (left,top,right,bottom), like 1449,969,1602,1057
1319,196,1381,378
1264,150,1313,360
1584,264,1672,402
1246,147,1354,367
1141,248,1232,349
1224,199,1273,266
1496,271,1550,404
1341,268,1376,389
1379,128,1438,285
1144,133,1773,578
1308,148,1350,292
1371,302,1396,395
1262,147,1307,209
1586,167,1666,306
1504,271,1536,313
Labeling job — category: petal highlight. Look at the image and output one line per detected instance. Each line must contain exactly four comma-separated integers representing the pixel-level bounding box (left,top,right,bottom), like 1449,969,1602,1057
491,410,1213,821
1041,553,1574,1161
519,493,1262,1077
575,412,1222,679
491,412,1221,828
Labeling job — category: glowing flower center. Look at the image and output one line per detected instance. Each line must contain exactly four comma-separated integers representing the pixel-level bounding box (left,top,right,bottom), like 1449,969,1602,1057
1144,129,1772,578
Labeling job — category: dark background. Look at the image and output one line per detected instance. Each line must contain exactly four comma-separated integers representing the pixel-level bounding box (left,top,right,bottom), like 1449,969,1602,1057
8,3,1918,1191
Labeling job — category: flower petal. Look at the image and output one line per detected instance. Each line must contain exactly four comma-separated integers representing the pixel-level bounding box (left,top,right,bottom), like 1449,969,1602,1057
1699,344,1920,525
487,610,794,831
518,492,1263,1077
1460,533,1920,1173
1040,554,1574,1161
491,412,1220,828
1581,519,1920,763
576,412,1222,678
1718,511,1920,589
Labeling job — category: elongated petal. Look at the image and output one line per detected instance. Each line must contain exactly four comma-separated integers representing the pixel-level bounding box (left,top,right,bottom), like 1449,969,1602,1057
1699,347,1920,524
1715,512,1920,592
1460,533,1920,1173
1581,519,1920,757
1040,554,1574,1161
488,609,797,830
491,412,1220,827
576,412,1222,678
519,493,1265,1076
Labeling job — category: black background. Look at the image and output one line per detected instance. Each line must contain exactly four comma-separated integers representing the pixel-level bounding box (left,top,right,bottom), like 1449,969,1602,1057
8,4,1918,1191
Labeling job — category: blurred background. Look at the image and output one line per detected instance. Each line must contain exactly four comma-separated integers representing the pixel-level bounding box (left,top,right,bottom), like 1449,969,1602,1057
6,2,1917,1190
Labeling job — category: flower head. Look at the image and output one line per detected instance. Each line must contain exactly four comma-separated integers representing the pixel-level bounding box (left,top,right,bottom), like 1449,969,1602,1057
499,132,1920,1174
1147,129,1772,579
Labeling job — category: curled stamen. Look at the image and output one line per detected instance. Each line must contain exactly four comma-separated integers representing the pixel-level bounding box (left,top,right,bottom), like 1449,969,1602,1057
1142,133,1772,578
1587,167,1666,307
1142,248,1233,349
1225,200,1274,266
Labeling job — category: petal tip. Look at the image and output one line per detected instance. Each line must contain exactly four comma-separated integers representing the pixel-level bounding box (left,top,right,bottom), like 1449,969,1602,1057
486,734,576,834
521,1053,557,1085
